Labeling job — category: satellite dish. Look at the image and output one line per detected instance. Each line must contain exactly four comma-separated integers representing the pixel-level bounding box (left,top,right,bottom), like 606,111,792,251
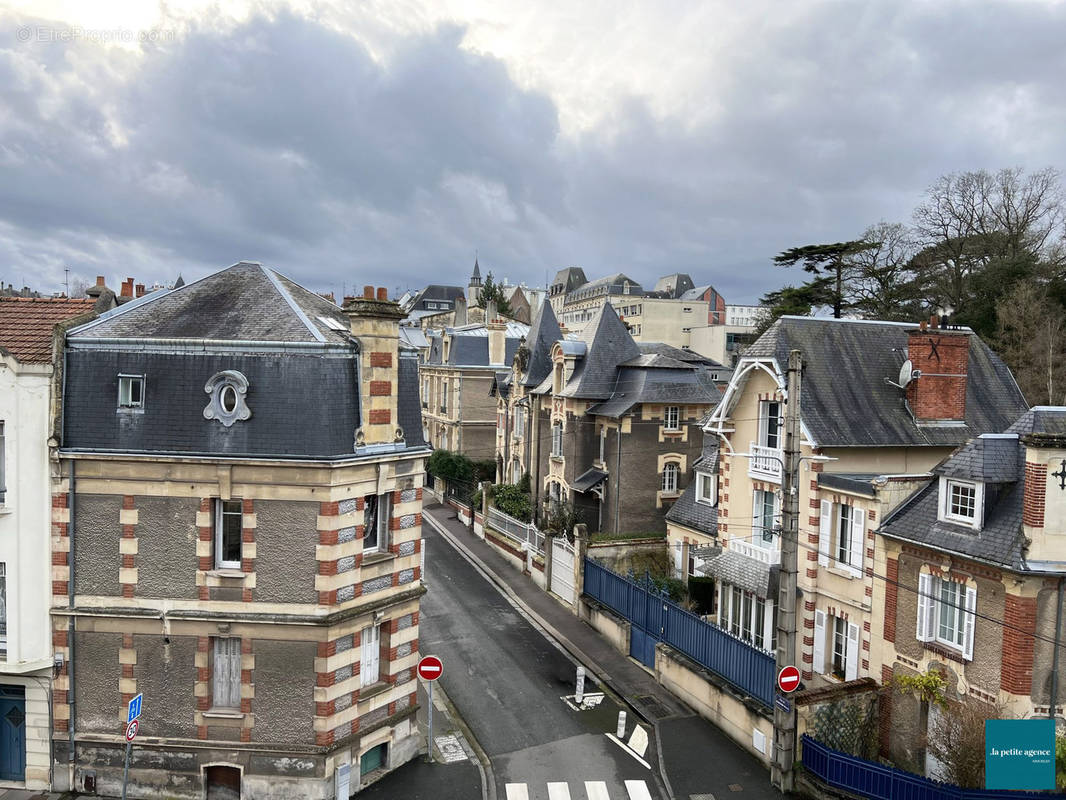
898,359,914,389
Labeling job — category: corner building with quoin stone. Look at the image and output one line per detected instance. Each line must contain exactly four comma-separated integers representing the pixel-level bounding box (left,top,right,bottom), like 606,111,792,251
51,264,427,798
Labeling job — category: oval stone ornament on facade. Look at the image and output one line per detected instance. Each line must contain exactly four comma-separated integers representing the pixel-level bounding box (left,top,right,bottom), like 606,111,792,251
203,370,252,427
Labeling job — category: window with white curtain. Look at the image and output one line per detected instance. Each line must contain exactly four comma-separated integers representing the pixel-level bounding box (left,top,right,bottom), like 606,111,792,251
661,463,679,493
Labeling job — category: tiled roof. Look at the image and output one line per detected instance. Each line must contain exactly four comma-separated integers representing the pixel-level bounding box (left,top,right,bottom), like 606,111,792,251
817,473,880,498
740,317,1028,447
0,297,96,363
520,300,563,388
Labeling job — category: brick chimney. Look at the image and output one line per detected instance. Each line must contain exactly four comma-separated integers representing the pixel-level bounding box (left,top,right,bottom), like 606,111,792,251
906,317,970,423
135,283,146,298
345,285,406,447
454,294,468,327
487,317,507,366
120,278,134,298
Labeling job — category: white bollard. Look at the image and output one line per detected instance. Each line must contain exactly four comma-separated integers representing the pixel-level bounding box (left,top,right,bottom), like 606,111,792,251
616,710,626,739
576,666,585,703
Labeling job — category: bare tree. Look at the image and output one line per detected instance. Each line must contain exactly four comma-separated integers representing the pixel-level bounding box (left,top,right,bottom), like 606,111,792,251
912,167,1066,314
997,280,1066,405
927,698,1001,789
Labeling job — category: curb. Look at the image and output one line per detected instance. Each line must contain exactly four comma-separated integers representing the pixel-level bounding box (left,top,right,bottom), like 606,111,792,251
424,508,676,798
429,677,497,800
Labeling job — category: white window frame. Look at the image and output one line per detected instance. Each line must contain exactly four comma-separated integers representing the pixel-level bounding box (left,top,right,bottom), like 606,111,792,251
361,624,381,687
697,472,716,505
117,373,145,409
938,478,983,529
363,493,391,554
551,422,563,458
834,502,864,577
664,406,680,431
757,400,781,450
753,489,778,546
211,637,242,709
214,499,243,570
598,427,606,463
661,463,679,493
440,379,449,414
917,573,976,660
717,582,775,654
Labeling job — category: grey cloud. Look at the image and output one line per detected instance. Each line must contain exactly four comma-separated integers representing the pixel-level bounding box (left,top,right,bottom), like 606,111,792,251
2,3,1066,305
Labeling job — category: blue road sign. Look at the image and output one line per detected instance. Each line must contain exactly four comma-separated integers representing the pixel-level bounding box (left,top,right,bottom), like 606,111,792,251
127,693,143,724
774,694,791,713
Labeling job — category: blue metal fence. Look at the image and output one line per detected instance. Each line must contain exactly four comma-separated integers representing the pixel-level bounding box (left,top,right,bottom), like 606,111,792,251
583,558,775,708
801,735,1059,800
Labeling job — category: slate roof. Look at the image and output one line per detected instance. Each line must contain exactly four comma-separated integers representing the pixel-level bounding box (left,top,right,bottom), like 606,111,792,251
70,262,350,344
880,407,1066,571
664,481,719,535
0,297,96,363
652,273,695,298
572,468,609,492
520,300,563,388
679,285,711,301
740,317,1028,447
407,284,465,312
817,473,879,498
698,549,777,598
693,437,719,471
425,326,526,367
585,366,721,417
561,303,641,398
635,341,724,368
551,267,588,295
398,352,427,448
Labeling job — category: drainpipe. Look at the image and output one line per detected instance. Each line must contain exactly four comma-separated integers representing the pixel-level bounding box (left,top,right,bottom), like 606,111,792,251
1051,577,1064,720
67,459,76,787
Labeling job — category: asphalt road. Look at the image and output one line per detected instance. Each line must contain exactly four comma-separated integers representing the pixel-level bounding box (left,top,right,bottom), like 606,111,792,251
421,521,665,800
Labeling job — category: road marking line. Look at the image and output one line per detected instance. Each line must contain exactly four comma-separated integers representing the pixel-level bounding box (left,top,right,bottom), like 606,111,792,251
625,779,653,800
505,784,529,800
584,781,610,800
547,782,571,800
605,733,652,770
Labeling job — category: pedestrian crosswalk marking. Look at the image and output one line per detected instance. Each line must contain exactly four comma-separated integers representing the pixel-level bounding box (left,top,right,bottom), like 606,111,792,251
505,780,652,799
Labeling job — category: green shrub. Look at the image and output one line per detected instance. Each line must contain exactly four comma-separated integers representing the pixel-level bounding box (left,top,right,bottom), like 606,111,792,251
493,482,533,522
517,472,531,493
427,449,474,483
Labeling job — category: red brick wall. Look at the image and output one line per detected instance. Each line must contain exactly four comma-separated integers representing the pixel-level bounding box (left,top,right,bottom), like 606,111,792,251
907,330,969,421
884,558,898,643
1001,594,1037,694
1023,462,1047,527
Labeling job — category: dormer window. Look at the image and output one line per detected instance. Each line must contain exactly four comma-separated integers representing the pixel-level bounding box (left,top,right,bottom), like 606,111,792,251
938,477,983,529
117,374,144,409
203,371,251,427
696,472,716,505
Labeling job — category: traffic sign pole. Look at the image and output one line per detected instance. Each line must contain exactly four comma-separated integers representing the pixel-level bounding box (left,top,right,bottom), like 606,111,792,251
121,695,142,800
417,656,443,763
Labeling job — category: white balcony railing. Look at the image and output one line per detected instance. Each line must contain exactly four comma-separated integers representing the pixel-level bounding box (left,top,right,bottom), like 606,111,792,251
748,442,782,482
730,537,781,565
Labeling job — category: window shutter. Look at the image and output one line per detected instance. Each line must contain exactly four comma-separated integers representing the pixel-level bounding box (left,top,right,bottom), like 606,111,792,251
763,599,776,654
848,507,864,575
963,586,977,660
813,610,826,674
917,573,933,642
818,501,831,567
362,625,380,686
845,623,860,681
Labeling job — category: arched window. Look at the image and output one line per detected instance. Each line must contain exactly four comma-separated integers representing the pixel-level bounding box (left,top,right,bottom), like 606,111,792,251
661,463,679,493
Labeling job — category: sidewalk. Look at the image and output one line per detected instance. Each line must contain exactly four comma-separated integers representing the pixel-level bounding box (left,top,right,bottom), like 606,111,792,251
423,503,791,799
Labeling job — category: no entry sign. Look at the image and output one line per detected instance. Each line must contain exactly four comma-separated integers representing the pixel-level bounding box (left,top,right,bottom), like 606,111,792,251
777,665,801,694
417,655,443,682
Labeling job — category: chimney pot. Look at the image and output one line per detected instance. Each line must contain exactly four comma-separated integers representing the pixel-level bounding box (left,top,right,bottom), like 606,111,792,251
135,283,145,297
377,287,388,301
363,285,374,299
96,275,105,286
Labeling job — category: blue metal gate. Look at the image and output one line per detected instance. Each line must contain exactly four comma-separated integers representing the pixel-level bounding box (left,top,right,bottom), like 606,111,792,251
584,558,775,707
0,685,26,782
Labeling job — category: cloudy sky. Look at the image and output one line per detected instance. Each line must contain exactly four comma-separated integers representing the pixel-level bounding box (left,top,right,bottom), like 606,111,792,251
2,0,1065,302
